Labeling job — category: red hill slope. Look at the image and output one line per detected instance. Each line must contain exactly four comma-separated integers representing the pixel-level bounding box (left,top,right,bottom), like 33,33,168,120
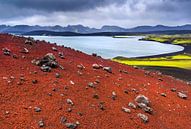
0,34,190,129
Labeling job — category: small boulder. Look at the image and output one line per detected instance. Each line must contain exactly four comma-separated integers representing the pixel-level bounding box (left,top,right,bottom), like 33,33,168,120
137,113,149,123
34,107,41,112
65,123,77,129
77,64,85,70
32,80,38,84
20,48,29,54
122,107,131,113
128,102,136,109
55,73,61,78
25,39,33,45
2,48,11,56
60,116,67,124
103,67,112,73
92,53,97,57
177,92,188,99
171,88,177,92
161,93,167,97
41,65,51,72
44,53,56,61
38,120,45,127
111,91,117,100
66,99,74,106
137,103,153,114
52,47,57,51
12,54,18,59
92,64,101,69
88,82,95,88
99,102,105,111
58,52,65,59
135,95,150,106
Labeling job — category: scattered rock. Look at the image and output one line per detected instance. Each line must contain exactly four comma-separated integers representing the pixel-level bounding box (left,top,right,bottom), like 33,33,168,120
66,99,74,106
65,123,77,129
20,48,29,54
135,95,150,106
60,116,67,124
55,73,61,78
58,52,65,59
124,90,129,94
45,53,56,61
77,64,85,70
122,107,131,113
22,55,26,59
5,111,10,115
52,47,57,51
41,65,51,72
95,79,100,84
77,71,83,76
92,53,97,57
135,95,153,114
103,67,112,73
137,113,149,123
32,80,38,84
161,93,167,97
52,88,57,92
111,91,117,100
17,81,23,85
38,120,45,128
92,64,101,69
128,102,136,109
12,54,18,59
25,39,33,45
99,102,105,111
88,82,95,88
137,103,153,114
77,112,83,116
48,93,52,96
67,108,72,112
171,88,177,92
177,92,188,99
119,70,128,74
93,94,99,99
2,48,11,56
158,78,163,81
20,76,25,82
34,107,41,112
70,81,75,85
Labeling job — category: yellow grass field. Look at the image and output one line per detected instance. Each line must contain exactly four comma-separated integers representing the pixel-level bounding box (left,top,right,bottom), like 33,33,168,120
113,54,191,69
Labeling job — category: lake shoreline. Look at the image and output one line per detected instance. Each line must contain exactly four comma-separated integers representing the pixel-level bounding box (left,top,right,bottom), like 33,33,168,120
113,37,191,82
140,66,191,82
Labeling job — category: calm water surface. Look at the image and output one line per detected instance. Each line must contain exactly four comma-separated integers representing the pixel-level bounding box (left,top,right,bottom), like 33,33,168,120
31,36,184,59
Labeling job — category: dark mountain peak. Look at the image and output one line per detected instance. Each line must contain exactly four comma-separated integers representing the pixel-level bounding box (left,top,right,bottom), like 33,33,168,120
14,25,31,28
155,25,166,27
1,24,191,34
101,25,124,29
101,25,126,32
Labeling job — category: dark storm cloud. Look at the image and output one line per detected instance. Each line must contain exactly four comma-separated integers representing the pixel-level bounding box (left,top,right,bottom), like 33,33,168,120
0,0,191,27
0,0,126,12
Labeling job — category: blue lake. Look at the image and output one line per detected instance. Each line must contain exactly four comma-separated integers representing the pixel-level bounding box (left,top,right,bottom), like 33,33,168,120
31,36,184,59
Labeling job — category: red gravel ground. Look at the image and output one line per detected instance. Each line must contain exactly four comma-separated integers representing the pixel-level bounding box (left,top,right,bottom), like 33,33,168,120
0,34,191,129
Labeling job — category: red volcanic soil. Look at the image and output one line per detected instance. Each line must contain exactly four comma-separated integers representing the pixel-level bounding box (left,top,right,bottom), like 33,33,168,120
0,34,191,129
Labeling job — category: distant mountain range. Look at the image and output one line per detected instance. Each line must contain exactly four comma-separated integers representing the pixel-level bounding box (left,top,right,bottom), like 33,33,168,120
1,24,191,34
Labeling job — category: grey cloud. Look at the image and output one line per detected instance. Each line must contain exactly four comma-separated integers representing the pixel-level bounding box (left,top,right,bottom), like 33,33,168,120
0,0,191,27
0,0,126,12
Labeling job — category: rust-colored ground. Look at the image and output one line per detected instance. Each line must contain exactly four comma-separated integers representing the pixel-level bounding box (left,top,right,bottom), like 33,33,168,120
0,34,190,129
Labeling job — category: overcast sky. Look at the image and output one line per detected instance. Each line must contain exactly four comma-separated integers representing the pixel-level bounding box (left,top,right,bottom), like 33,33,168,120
0,0,190,28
